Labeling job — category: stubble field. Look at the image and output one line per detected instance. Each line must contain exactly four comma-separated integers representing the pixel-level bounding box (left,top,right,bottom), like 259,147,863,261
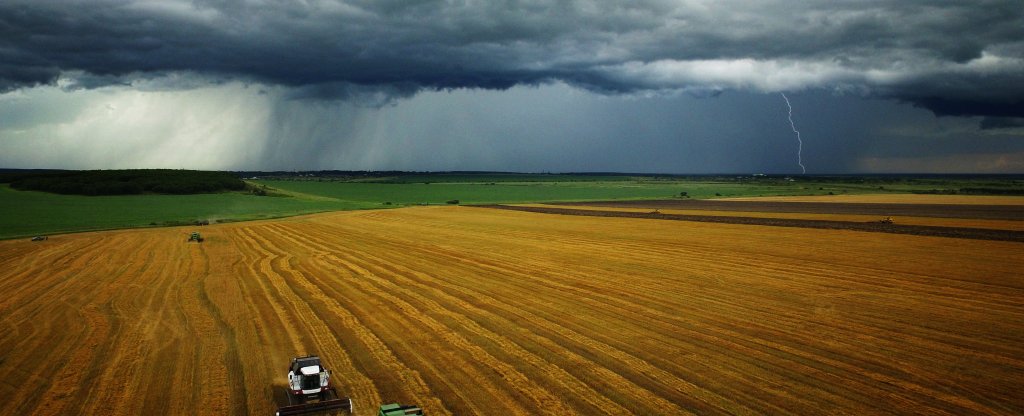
1,203,1022,415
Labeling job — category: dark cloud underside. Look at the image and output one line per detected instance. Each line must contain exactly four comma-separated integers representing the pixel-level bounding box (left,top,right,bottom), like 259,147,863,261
1,0,1023,117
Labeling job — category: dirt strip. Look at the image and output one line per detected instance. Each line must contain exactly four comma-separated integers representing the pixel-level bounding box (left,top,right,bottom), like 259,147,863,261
478,205,1024,243
551,199,1024,220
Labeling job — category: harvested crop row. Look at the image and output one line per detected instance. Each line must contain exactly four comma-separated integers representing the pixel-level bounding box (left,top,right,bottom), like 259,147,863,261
1,206,1022,415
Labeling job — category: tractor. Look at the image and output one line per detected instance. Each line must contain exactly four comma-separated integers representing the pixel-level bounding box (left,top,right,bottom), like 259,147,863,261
276,356,353,416
379,403,423,415
188,232,203,242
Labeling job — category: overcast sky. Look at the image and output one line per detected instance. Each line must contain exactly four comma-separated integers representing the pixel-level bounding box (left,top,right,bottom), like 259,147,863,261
1,0,1023,173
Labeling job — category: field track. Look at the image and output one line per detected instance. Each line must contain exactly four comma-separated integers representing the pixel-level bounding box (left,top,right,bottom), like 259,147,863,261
553,198,1024,220
722,194,1024,205
487,205,1024,242
516,203,1024,231
1,206,1023,415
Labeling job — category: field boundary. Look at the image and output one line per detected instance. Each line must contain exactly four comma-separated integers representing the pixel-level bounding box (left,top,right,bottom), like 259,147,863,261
550,199,1024,220
478,205,1024,243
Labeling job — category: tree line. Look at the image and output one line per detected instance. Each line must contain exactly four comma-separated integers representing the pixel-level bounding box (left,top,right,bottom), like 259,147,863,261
1,169,246,196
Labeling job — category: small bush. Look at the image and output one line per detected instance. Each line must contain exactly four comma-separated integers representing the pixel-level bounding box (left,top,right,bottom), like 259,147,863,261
446,199,460,205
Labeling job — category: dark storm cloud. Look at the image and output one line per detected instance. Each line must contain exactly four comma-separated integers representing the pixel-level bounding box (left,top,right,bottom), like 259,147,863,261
980,117,1024,130
2,0,1023,116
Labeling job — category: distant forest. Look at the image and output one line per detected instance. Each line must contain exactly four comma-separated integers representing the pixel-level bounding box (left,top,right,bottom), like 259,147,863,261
1,170,246,196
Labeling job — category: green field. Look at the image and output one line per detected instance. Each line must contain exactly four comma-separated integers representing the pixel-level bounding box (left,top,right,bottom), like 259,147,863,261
2,173,1022,239
254,175,1024,204
257,180,694,204
0,185,372,239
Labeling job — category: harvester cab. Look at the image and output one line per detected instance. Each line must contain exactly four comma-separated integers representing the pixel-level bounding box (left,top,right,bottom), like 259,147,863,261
288,356,330,398
277,355,353,416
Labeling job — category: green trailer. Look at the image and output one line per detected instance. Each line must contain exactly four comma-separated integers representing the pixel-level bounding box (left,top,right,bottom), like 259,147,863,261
378,403,423,416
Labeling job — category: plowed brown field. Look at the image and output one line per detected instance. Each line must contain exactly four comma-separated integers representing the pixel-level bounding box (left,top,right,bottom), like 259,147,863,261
2,206,1022,415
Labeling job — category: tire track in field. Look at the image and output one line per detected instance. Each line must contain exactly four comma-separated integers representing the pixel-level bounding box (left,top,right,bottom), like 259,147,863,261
226,227,315,413
269,222,517,415
448,245,981,414
3,207,1021,415
2,233,155,415
440,243,999,416
310,223,782,413
497,233,1015,366
0,234,122,315
219,228,282,413
176,239,237,415
491,230,995,411
288,214,1024,411
131,236,193,416
82,232,188,416
333,208,1024,411
598,233,1024,303
280,221,661,415
331,225,937,413
257,223,456,415
423,221,1024,377
279,223,668,412
285,263,461,416
552,233,1024,367
38,237,163,416
324,252,674,415
315,219,778,411
231,227,307,353
239,226,384,415
350,238,781,414
281,222,709,415
267,222,585,415
0,237,80,299
54,234,157,415
193,239,250,416
145,241,198,416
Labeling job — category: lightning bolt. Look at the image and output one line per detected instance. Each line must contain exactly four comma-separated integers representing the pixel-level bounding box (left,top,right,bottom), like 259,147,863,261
781,93,806,174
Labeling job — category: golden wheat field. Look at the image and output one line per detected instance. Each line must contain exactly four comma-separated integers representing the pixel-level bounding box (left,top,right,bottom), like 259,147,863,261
1,205,1022,415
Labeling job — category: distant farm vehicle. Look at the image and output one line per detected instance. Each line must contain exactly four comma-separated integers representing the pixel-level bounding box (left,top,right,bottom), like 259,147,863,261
188,232,204,242
30,236,48,242
877,217,894,224
276,355,353,416
379,403,423,416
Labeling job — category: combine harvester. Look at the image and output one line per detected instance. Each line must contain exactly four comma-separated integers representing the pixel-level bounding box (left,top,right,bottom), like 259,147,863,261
276,356,353,416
